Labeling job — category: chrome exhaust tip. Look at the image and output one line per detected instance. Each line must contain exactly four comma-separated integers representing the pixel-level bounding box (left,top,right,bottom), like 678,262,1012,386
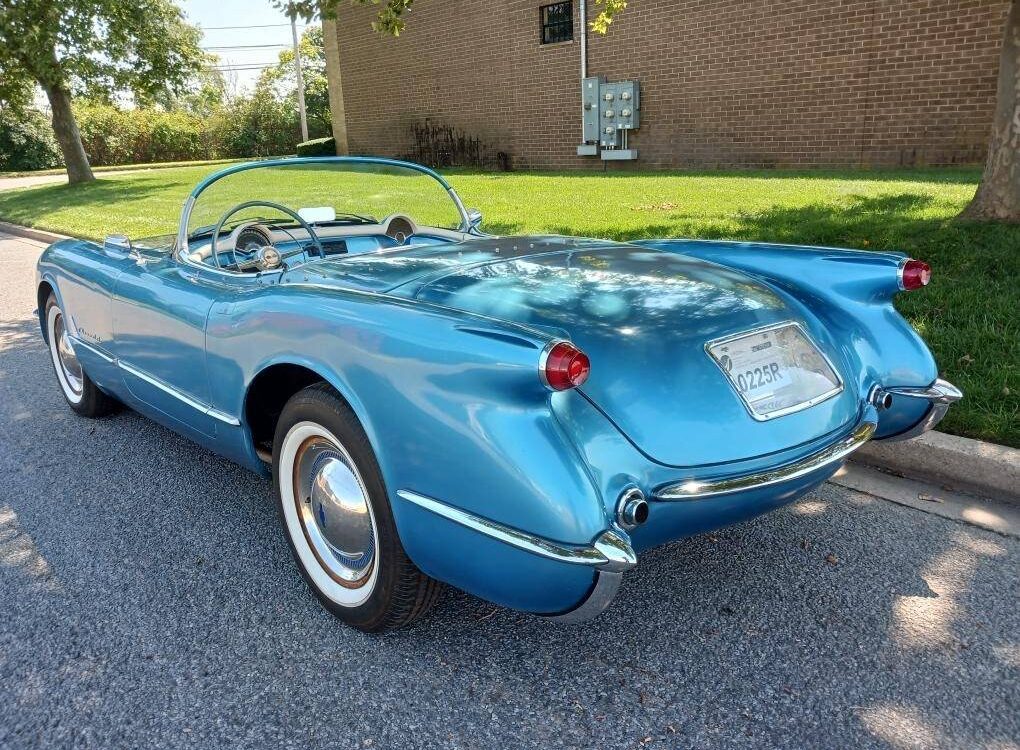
617,488,649,530
869,386,893,411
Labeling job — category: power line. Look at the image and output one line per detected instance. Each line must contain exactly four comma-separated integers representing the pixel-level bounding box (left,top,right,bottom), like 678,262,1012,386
208,64,280,71
203,44,289,50
199,22,306,29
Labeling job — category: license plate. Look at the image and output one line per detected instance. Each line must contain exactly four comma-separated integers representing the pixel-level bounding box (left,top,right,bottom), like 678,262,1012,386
706,323,843,420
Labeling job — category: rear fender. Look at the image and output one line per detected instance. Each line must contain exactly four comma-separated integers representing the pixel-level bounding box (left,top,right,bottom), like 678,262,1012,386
206,285,613,610
635,240,937,438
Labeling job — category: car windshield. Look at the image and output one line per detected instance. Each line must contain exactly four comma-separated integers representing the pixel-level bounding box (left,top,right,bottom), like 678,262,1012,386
185,159,465,243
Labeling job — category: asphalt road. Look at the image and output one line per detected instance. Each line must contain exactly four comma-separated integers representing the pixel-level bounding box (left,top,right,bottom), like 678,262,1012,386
1,232,1017,750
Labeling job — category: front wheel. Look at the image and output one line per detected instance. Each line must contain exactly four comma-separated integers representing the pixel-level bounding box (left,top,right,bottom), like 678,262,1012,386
272,383,440,632
44,294,118,418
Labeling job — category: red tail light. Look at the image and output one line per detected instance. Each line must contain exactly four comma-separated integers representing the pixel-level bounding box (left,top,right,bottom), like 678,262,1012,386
541,341,590,391
900,259,931,291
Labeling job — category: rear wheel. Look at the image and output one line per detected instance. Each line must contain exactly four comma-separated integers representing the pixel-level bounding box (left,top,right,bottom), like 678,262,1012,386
272,383,439,632
44,294,118,418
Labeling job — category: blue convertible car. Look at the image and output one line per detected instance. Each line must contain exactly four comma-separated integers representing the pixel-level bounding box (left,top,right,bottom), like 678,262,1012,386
37,157,960,631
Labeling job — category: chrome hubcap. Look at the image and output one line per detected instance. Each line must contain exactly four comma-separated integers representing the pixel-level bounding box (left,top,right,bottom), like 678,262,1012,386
294,438,375,586
53,313,83,395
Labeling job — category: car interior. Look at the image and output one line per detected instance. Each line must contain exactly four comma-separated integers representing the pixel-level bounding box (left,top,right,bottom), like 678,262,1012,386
184,206,470,273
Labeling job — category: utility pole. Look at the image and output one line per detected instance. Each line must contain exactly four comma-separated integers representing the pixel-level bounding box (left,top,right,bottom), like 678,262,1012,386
290,8,309,142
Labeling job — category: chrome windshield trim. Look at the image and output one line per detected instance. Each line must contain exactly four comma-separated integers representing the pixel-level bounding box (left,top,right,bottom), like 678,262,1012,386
655,420,877,501
396,490,637,571
118,359,241,427
176,157,470,257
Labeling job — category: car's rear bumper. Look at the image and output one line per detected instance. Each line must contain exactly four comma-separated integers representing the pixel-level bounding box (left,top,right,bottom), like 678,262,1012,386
652,420,877,501
872,378,962,442
396,490,636,572
394,489,637,622
394,382,960,623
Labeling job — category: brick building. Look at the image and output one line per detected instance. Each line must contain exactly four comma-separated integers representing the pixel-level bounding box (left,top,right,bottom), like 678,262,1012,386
324,1,1008,170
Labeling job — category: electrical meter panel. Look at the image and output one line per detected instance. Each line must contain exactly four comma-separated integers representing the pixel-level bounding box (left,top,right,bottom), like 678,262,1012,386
577,78,640,160
581,76,603,146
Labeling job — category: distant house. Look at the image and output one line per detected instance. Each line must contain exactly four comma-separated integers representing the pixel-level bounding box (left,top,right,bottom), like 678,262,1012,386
323,1,1007,170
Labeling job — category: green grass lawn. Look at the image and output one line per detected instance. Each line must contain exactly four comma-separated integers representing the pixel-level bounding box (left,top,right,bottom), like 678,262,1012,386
0,164,1016,446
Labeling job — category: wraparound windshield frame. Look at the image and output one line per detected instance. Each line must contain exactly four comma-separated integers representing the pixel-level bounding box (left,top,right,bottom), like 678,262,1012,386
174,156,472,260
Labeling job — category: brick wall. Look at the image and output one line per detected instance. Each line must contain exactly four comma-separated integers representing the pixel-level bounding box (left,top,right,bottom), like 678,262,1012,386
332,0,1007,169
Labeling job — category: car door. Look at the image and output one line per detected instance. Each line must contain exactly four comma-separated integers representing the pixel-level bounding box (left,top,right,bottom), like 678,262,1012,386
112,248,225,440
48,240,132,385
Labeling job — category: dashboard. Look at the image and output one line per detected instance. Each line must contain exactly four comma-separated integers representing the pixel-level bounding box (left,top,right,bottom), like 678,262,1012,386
186,214,469,272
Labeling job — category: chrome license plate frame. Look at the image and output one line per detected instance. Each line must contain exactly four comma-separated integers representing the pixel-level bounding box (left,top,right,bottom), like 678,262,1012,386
705,321,844,421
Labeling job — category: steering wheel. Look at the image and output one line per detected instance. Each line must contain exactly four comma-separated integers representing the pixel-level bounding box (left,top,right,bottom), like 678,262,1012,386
210,200,325,271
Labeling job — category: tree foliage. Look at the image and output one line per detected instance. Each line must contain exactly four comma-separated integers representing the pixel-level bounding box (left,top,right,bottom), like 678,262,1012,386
0,0,204,182
591,0,629,34
257,26,332,136
274,0,415,35
279,0,624,36
0,0,204,106
0,108,62,172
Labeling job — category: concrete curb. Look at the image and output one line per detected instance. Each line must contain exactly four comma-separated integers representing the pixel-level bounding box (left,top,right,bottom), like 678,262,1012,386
853,430,1020,505
0,221,70,244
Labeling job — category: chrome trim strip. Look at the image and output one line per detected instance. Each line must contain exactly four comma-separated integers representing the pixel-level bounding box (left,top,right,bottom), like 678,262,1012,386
395,490,637,571
207,407,242,426
118,359,242,427
68,335,115,364
704,321,845,422
878,378,962,442
541,571,622,624
655,420,877,501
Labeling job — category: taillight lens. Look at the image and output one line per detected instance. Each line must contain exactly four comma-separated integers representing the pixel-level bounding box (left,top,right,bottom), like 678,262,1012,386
541,341,591,391
900,259,932,291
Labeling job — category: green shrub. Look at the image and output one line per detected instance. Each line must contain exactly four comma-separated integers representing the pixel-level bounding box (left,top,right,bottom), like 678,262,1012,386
296,137,336,157
0,108,62,171
74,101,209,165
212,89,298,159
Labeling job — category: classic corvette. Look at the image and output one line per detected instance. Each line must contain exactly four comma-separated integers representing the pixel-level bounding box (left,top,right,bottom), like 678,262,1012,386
37,157,961,631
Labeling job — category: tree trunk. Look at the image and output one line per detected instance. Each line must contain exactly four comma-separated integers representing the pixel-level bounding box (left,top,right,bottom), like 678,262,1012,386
43,83,94,185
962,0,1019,222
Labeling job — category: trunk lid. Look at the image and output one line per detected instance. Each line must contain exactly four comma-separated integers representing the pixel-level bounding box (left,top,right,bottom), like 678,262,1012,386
403,237,860,467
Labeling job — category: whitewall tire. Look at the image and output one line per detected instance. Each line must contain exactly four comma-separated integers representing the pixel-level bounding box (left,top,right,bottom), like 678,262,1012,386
272,383,440,632
44,294,118,418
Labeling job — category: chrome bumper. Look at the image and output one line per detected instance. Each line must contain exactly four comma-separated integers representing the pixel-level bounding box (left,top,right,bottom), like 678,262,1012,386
396,490,637,572
397,489,637,624
877,378,963,442
654,420,877,501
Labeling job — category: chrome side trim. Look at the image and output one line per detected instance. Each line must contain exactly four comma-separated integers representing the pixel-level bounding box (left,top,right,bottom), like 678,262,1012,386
207,407,242,426
395,490,637,571
655,420,877,501
541,571,622,624
879,378,962,442
68,335,115,364
118,359,242,427
68,336,243,427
